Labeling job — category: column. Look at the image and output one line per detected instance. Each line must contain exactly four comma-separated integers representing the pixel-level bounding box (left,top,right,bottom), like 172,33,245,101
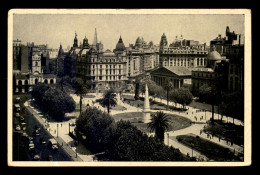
178,79,180,88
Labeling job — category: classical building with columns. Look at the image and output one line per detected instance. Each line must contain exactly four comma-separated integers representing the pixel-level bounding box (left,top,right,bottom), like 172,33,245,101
150,66,192,88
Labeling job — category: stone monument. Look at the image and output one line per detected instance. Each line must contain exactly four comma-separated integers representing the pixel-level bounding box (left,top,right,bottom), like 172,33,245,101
143,83,151,123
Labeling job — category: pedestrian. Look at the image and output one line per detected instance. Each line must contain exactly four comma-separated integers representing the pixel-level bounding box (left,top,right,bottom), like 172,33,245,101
219,137,221,142
202,115,203,119
61,123,62,127
231,141,233,146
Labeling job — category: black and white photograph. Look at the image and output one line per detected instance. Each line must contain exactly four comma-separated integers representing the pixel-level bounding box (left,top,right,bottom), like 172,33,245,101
7,9,251,166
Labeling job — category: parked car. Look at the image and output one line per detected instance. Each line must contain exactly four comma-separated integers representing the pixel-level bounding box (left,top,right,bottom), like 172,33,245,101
15,125,21,131
40,137,46,144
48,139,58,150
48,155,53,161
29,143,35,150
20,116,24,121
33,154,40,161
34,129,40,136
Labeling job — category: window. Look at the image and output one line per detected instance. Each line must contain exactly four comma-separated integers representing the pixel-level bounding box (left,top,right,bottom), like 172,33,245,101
119,65,121,68
100,65,102,68
99,76,102,80
119,70,121,74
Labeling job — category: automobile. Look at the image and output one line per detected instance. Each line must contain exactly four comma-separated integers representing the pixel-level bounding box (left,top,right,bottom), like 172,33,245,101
29,143,35,150
48,155,53,161
28,137,33,142
22,126,26,131
40,137,46,144
22,132,28,137
34,129,40,136
70,122,76,126
33,154,40,161
48,139,58,150
15,125,21,131
20,116,24,121
15,113,20,117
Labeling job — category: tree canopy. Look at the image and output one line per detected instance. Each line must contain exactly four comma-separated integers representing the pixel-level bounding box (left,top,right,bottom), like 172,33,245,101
75,106,115,153
31,83,75,121
100,89,117,113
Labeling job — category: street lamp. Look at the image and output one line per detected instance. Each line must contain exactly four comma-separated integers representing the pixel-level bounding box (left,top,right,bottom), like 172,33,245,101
191,143,194,158
57,124,58,138
167,133,169,146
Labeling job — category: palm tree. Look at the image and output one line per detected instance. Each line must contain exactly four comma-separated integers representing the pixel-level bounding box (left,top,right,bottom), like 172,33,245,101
147,111,172,143
100,89,117,114
164,79,174,109
74,78,88,114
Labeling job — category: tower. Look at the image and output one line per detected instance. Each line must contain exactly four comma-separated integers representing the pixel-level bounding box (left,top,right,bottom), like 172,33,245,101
73,32,78,48
159,33,168,52
93,28,98,47
83,36,90,49
143,83,151,123
31,52,42,74
58,43,64,57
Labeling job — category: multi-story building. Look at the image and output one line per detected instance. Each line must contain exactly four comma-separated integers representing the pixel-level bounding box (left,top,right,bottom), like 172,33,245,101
158,34,208,69
210,26,244,59
14,40,57,93
126,37,159,79
13,39,29,74
226,44,244,92
75,32,128,92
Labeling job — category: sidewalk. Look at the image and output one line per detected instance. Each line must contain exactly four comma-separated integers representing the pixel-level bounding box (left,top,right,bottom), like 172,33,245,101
25,100,93,162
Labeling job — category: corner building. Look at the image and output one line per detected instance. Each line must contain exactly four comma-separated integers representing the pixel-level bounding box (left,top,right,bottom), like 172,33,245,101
75,35,127,92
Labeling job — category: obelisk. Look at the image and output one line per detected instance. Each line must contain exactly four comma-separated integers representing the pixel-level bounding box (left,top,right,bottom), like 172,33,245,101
143,83,151,123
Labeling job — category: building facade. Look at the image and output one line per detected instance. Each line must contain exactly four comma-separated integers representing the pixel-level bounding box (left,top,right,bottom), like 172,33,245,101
159,34,208,69
14,40,57,93
75,33,128,92
150,66,192,89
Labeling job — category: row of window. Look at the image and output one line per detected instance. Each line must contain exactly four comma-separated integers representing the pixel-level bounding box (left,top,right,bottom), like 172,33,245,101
91,75,122,81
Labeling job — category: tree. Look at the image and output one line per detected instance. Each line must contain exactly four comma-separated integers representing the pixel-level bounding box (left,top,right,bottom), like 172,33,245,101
100,89,117,113
163,79,174,109
75,107,115,153
172,87,193,110
198,84,219,122
42,87,76,121
104,120,186,161
31,83,50,105
74,78,89,114
147,111,172,143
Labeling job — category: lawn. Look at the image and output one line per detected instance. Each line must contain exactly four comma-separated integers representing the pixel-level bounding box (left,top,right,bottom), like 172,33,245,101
189,100,219,113
112,112,192,133
122,95,186,111
176,134,242,161
203,120,244,146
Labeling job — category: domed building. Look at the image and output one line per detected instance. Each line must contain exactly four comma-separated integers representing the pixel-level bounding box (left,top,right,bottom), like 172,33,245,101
114,36,126,52
207,50,223,69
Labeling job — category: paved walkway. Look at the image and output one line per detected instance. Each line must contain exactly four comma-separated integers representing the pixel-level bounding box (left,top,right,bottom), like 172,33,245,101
25,100,94,162
25,91,244,161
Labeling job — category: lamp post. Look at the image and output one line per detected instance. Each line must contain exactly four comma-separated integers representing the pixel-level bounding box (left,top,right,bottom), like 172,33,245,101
167,133,169,146
191,143,194,158
69,123,70,134
205,110,207,121
57,124,58,138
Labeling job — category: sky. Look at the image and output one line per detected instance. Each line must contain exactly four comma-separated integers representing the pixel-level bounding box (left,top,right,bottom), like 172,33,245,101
13,14,245,51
